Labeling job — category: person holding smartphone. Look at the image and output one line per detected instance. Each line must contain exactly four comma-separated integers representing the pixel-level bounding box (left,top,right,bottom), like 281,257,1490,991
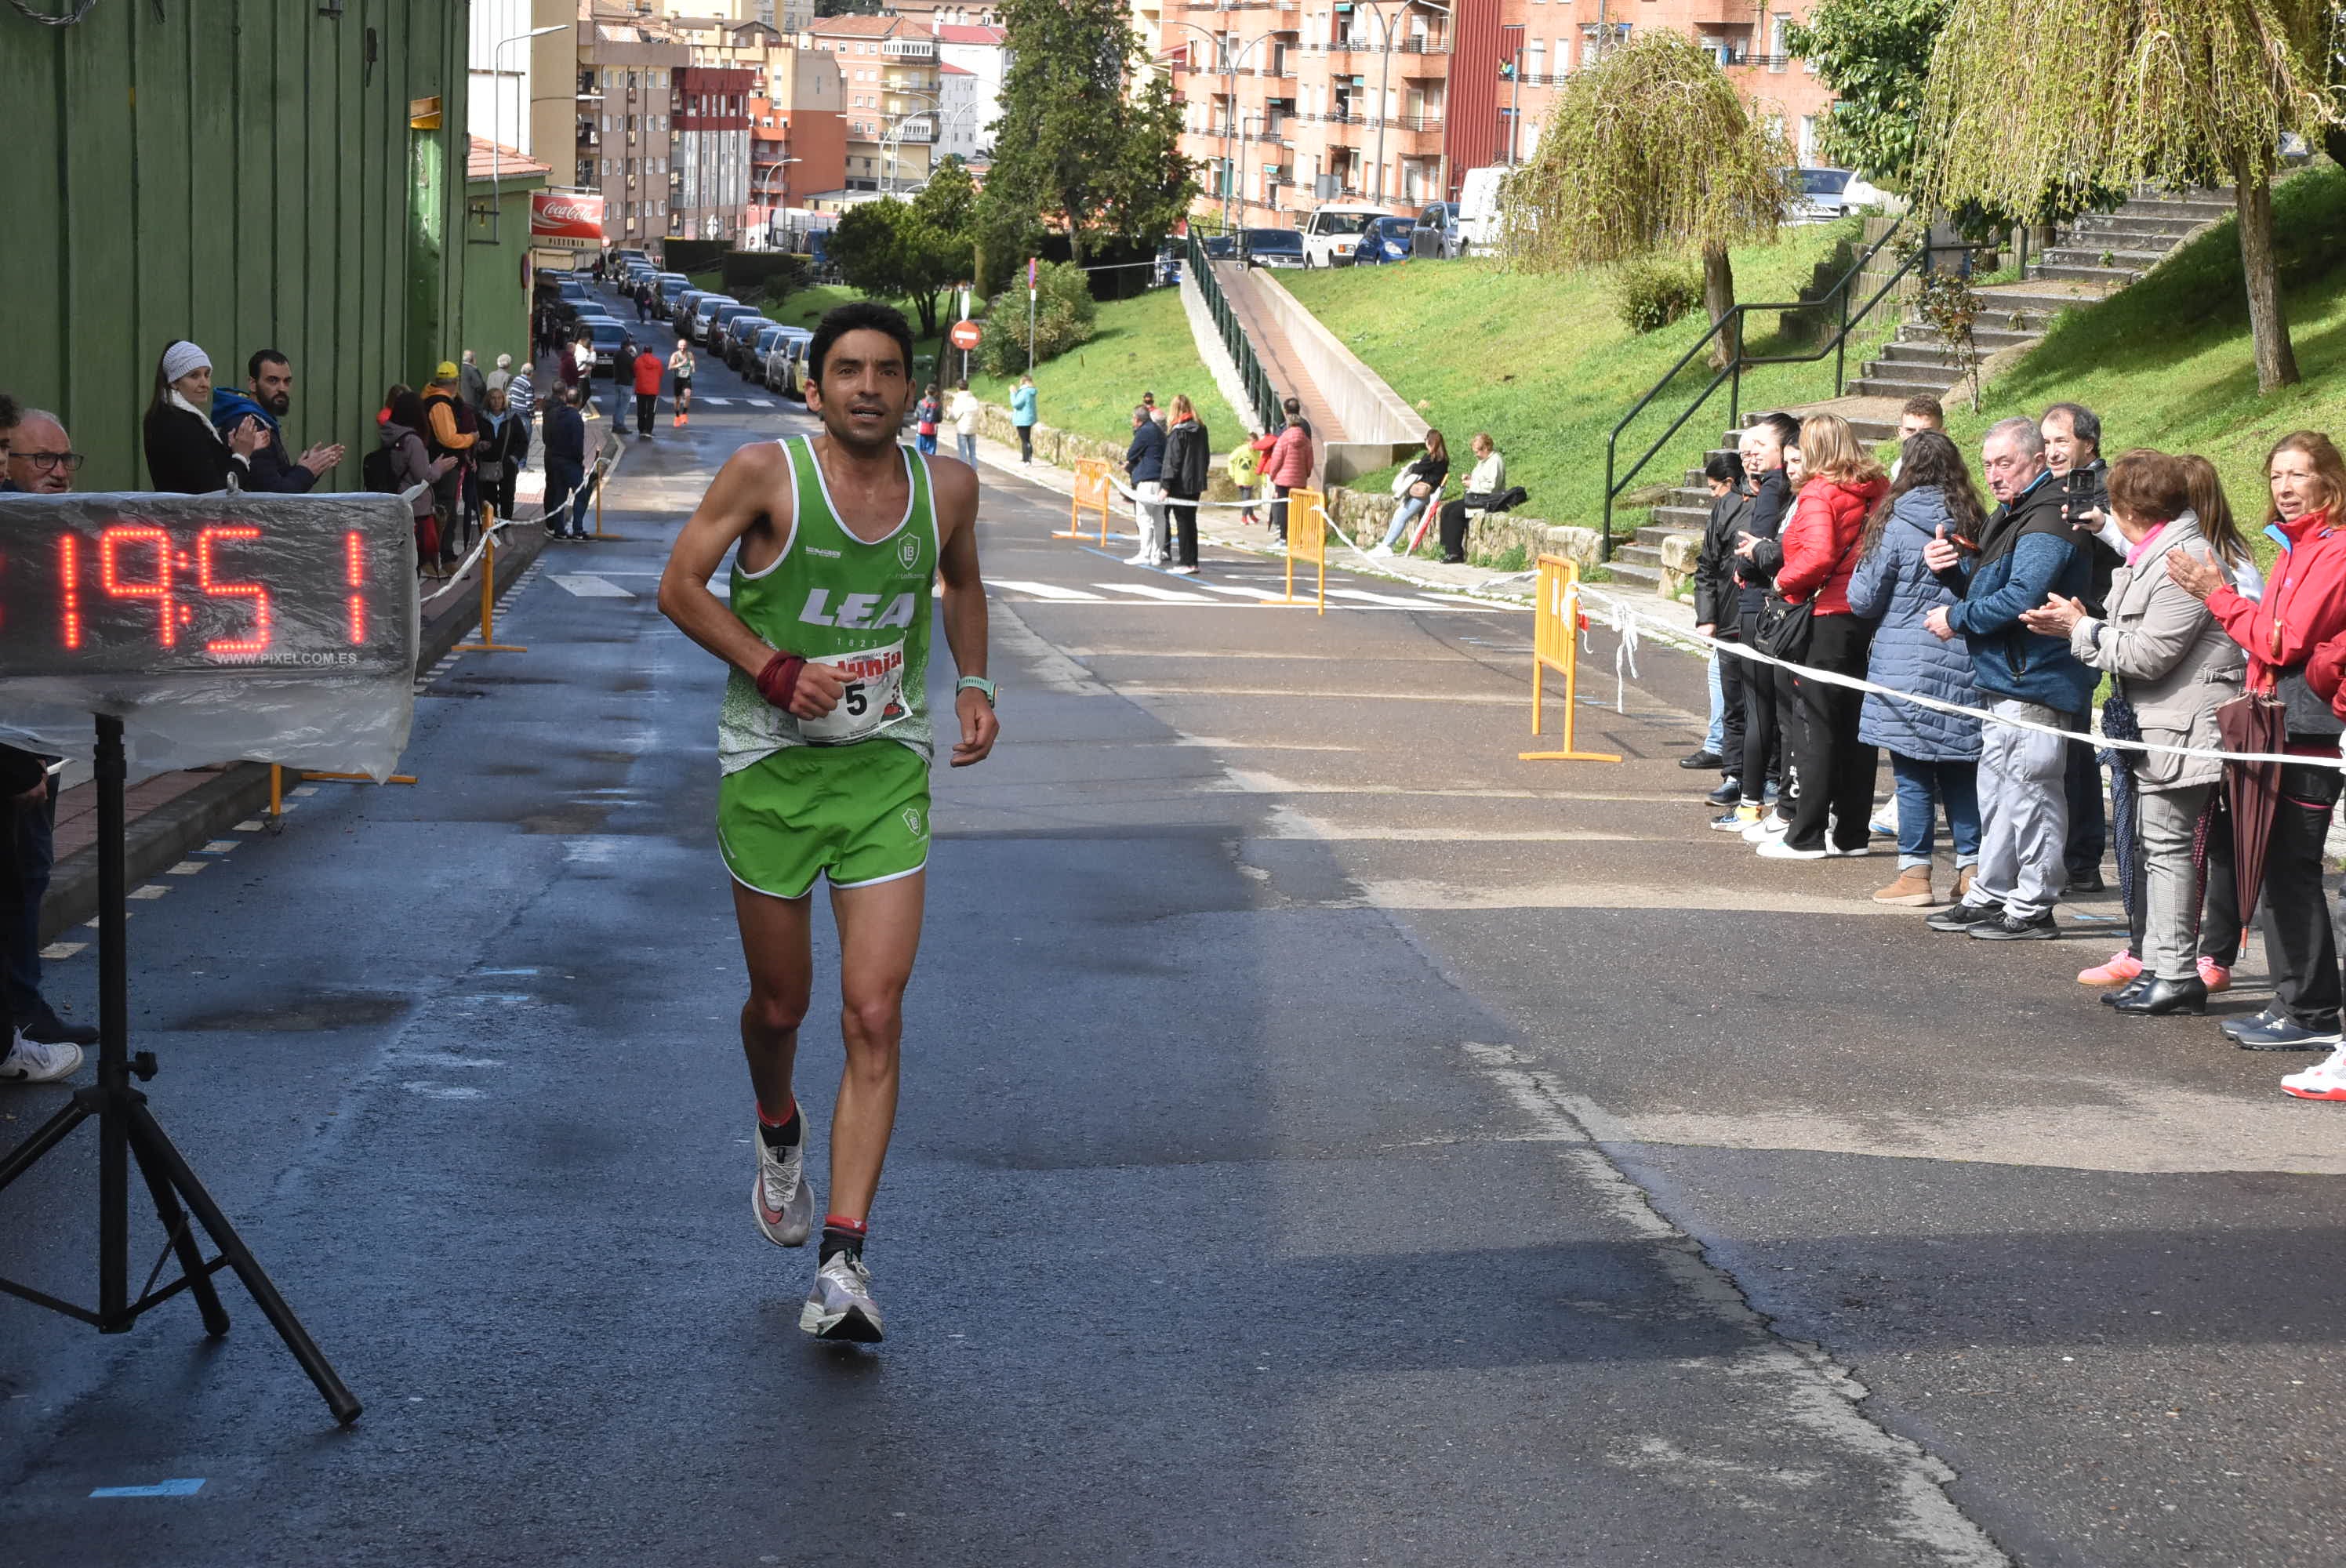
2044,404,2116,891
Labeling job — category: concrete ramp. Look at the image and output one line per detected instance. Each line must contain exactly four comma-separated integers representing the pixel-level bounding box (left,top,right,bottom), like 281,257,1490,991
1210,260,1428,484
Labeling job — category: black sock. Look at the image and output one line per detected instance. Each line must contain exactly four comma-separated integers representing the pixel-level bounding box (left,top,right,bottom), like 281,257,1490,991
756,1099,801,1151
819,1215,866,1266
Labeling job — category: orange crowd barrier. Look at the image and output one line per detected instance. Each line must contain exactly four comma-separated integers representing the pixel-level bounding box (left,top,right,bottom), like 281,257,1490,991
1056,458,1113,545
1520,554,1620,764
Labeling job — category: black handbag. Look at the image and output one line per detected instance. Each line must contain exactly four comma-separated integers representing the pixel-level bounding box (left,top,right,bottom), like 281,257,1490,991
1753,531,1864,662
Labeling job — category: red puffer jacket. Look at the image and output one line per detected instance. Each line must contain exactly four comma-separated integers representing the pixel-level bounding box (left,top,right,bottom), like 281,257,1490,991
1776,475,1889,615
1262,422,1314,488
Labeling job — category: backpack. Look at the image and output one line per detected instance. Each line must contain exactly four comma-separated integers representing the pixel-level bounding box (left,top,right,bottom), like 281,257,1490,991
361,445,400,495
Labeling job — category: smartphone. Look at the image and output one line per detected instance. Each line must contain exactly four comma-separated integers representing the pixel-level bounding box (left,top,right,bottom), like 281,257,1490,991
2065,469,2100,503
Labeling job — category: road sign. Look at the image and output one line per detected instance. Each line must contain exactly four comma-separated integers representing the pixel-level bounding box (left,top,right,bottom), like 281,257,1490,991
949,319,982,350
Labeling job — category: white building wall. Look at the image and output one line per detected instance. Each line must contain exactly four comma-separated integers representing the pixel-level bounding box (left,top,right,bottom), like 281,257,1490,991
467,0,538,155
938,71,980,162
935,38,1004,151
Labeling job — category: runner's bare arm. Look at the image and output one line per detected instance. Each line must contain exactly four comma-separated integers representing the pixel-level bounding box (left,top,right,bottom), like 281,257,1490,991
658,444,844,715
931,460,997,768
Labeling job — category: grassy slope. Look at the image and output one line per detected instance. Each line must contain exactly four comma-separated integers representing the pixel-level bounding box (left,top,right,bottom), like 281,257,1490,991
1278,220,1887,531
1940,162,2346,540
968,285,1253,454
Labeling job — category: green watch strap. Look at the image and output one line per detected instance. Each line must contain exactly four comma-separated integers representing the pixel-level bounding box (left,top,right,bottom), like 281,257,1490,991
957,676,997,705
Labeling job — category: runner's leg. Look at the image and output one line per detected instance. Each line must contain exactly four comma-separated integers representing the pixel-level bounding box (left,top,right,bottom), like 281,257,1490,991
732,882,815,1120
824,870,925,1221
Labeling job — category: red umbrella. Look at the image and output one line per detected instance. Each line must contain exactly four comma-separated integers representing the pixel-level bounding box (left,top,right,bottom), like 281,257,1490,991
2216,690,2286,935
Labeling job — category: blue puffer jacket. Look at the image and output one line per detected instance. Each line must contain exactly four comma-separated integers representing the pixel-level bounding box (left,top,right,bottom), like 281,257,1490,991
1845,488,1983,760
1934,472,2096,713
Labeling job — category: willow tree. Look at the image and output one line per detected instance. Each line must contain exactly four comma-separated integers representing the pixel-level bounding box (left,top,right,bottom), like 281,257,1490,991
1505,30,1786,367
1915,0,2334,392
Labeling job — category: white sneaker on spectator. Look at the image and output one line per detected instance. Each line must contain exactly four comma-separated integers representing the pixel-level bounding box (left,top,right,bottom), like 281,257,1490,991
0,1031,82,1083
1123,551,1151,565
1739,813,1789,844
1168,564,1199,575
2281,1047,2346,1102
1756,837,1827,861
1367,543,1393,557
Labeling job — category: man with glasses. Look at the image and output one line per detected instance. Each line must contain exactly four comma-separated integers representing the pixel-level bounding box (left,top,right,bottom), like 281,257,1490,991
0,408,96,1083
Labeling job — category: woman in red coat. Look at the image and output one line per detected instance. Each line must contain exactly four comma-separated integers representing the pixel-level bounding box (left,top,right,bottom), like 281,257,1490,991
1747,412,1889,858
1261,397,1316,544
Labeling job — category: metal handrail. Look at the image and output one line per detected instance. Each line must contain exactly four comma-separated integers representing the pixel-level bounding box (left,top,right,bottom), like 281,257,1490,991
1187,231,1283,432
1599,215,1952,560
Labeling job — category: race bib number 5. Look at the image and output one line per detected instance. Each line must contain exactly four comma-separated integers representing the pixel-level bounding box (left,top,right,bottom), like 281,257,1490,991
798,643,910,744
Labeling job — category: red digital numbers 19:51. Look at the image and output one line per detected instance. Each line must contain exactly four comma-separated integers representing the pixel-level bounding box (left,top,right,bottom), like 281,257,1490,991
55,526,369,655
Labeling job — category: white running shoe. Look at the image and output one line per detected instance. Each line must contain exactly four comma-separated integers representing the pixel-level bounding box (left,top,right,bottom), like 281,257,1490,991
1756,837,1827,861
0,1031,82,1083
751,1125,815,1247
1367,542,1393,557
1167,564,1199,575
799,1252,885,1341
1739,812,1790,844
1123,551,1152,565
2281,1047,2346,1102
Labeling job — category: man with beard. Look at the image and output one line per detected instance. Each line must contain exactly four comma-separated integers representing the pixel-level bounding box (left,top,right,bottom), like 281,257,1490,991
657,301,997,1344
212,350,345,492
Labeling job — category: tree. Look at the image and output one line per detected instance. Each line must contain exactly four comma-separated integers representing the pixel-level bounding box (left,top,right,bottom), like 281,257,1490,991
1784,0,1952,191
1915,0,2335,394
826,165,979,339
982,0,1197,272
1505,31,1787,367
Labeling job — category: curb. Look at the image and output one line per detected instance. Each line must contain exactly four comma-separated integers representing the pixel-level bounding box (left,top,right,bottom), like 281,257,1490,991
36,520,554,944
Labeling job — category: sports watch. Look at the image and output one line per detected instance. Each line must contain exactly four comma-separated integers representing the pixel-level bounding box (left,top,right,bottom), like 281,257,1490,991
956,676,998,706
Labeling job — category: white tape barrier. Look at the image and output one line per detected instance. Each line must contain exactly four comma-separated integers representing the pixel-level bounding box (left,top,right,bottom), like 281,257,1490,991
419,442,621,610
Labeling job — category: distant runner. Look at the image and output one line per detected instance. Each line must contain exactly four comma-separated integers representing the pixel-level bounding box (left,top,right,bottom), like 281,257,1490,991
670,339,695,426
658,301,997,1342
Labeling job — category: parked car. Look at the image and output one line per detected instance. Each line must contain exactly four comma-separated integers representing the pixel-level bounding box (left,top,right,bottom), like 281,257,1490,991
687,294,738,341
556,273,594,304
1412,201,1462,258
1242,227,1305,268
579,316,630,376
670,289,714,336
1353,215,1417,265
745,325,794,385
703,301,760,345
1781,166,1893,223
764,329,814,398
723,315,777,371
1298,203,1389,267
654,272,692,310
1200,233,1237,260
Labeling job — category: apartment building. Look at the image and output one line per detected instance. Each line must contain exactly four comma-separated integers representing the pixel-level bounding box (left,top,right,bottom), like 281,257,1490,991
576,24,691,246
672,66,754,241
807,14,944,193
750,46,849,230
1159,0,1831,228
933,24,1008,154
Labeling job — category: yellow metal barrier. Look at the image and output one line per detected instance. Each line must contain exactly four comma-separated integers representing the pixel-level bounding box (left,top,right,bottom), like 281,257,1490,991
1056,458,1114,545
1268,486,1327,613
456,505,527,655
1520,554,1621,764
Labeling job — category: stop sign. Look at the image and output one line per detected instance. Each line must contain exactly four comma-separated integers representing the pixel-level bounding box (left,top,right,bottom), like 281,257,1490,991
948,319,982,350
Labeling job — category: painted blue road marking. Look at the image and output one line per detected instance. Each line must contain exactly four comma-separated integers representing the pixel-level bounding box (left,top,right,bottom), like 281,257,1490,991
90,1479,204,1497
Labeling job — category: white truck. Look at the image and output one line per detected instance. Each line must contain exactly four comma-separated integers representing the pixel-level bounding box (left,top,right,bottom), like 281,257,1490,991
1298,203,1392,268
1455,165,1510,254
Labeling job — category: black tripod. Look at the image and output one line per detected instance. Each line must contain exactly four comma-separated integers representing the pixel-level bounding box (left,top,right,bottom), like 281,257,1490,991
0,715,360,1425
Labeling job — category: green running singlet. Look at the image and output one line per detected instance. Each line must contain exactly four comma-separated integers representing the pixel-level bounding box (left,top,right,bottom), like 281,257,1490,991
717,434,939,774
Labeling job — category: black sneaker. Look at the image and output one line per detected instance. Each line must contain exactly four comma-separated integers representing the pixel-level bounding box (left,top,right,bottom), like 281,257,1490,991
2219,1004,2286,1041
1970,911,2061,941
22,1014,98,1047
1705,778,1741,807
2069,868,2107,892
2231,1016,2344,1051
1680,749,1723,771
1925,898,2003,933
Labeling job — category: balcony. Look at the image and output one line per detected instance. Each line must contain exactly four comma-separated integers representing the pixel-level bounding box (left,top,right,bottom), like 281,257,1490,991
881,38,936,60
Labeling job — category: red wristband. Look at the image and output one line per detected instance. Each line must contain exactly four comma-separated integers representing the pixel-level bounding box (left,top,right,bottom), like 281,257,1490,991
754,651,806,710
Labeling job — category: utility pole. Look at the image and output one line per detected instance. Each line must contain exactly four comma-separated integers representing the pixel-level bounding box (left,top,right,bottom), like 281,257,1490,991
1508,48,1521,165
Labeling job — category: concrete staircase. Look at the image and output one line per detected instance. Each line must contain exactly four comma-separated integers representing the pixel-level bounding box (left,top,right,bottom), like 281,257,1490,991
1608,187,2236,594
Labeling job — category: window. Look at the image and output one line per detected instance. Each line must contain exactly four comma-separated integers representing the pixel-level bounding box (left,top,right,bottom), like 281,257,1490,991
1526,38,1543,78
1769,13,1789,71
1798,114,1818,162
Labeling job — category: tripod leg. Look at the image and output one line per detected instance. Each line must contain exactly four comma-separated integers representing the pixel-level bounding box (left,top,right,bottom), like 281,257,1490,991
127,1126,231,1337
0,1097,93,1194
125,1102,362,1425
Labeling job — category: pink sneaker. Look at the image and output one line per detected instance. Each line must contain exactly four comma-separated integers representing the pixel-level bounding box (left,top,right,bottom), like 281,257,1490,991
2077,950,2142,987
2198,958,2232,993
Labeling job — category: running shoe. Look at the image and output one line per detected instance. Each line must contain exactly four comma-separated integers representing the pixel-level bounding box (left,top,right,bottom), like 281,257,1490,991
2281,1047,2346,1101
2198,958,2233,993
1168,564,1199,575
800,1253,885,1342
1970,911,2061,941
1705,779,1741,807
1925,898,2006,933
751,1123,815,1248
1756,837,1826,861
2078,950,2143,988
0,1032,82,1083
1738,812,1790,844
1709,807,1755,832
2220,1004,2286,1041
2232,1016,2343,1052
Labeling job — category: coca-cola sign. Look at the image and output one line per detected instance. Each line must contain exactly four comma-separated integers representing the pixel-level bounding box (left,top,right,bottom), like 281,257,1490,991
531,191,605,249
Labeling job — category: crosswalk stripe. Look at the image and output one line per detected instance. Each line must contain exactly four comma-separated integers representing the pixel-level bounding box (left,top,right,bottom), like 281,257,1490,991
1095,582,1218,604
1327,587,1440,608
749,398,774,407
990,579,1105,601
699,397,731,406
1193,580,1287,601
552,574,636,598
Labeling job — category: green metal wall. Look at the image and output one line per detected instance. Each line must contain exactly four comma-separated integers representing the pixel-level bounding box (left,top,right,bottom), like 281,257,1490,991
459,183,545,379
0,0,471,493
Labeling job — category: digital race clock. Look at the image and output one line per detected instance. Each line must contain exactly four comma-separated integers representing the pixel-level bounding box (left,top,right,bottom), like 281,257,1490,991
0,492,421,781
0,492,416,678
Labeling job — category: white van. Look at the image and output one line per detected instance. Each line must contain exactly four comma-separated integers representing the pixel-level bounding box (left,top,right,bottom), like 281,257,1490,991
1456,166,1509,254
1298,203,1392,268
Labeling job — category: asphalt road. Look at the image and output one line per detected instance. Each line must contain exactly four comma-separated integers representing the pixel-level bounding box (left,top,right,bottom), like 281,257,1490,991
2,335,2340,1567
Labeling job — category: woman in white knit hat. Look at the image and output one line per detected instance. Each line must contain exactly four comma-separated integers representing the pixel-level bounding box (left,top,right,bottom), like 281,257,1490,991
143,340,268,493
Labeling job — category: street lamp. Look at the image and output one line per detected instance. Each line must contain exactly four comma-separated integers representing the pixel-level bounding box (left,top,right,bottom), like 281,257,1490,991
880,89,943,198
490,23,572,203
1354,0,1448,210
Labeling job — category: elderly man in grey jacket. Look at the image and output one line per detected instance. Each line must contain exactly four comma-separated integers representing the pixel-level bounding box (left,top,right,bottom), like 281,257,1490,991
2023,450,2244,1015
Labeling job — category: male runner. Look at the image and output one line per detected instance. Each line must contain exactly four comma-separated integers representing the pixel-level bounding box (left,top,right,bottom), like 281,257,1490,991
658,301,996,1343
669,339,695,426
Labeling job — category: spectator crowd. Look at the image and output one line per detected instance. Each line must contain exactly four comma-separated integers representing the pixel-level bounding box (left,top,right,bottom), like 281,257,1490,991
1682,394,2346,1103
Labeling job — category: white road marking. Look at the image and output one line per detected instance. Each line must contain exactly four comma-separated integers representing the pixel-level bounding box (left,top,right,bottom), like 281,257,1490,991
552,575,636,597
1454,1042,2010,1566
202,840,239,853
748,398,774,407
234,821,264,832
165,861,206,876
990,579,1106,602
291,786,318,797
1093,583,1221,604
1193,580,1288,601
129,884,169,900
699,396,732,406
39,942,85,960
1326,586,1445,608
